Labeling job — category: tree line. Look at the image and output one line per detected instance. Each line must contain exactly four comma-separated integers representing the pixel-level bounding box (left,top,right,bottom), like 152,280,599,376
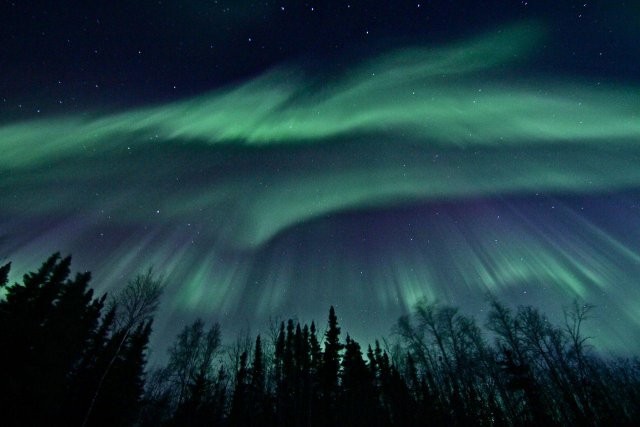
1,254,639,426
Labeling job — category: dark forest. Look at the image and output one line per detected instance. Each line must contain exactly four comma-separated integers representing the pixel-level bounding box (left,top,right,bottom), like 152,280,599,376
1,254,638,427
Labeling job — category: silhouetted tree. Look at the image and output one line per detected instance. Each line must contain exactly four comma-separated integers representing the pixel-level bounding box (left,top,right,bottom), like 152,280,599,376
319,306,342,425
163,318,223,426
229,351,250,426
0,262,9,287
3,253,640,427
81,269,162,427
0,254,105,426
83,320,153,427
341,335,380,426
248,334,271,425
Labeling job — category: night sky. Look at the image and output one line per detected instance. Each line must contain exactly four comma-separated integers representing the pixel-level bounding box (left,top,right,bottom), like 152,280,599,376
1,1,639,355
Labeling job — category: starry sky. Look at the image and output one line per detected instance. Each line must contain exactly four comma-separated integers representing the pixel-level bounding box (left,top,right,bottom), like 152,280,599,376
1,1,639,354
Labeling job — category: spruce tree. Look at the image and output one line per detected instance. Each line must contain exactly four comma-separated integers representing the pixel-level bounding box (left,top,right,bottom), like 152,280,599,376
249,334,268,425
229,351,249,426
320,306,342,425
251,335,265,396
0,262,9,287
341,336,380,427
0,254,105,426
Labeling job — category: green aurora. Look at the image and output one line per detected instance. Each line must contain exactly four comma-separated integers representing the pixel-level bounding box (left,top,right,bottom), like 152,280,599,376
1,22,639,351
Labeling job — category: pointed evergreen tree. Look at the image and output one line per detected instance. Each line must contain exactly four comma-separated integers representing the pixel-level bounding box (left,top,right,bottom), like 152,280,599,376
299,324,313,426
273,321,287,425
86,320,153,427
229,351,249,427
274,321,286,385
320,306,342,425
322,306,342,390
308,321,322,426
249,334,269,425
0,262,9,288
63,304,115,425
0,254,106,426
251,335,265,396
341,336,381,427
81,270,162,427
212,365,228,424
309,321,322,373
284,319,296,391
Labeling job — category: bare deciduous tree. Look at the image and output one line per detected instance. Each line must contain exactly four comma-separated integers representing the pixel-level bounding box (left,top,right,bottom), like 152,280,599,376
81,269,164,427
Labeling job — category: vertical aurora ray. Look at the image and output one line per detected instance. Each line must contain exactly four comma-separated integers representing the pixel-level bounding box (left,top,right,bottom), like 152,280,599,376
1,22,639,352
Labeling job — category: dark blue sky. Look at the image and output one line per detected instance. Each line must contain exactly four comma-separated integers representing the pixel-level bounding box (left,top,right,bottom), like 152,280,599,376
1,1,639,355
2,1,637,115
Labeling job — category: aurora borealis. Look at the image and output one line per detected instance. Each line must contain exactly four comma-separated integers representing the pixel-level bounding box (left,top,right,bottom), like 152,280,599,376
1,1,639,353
